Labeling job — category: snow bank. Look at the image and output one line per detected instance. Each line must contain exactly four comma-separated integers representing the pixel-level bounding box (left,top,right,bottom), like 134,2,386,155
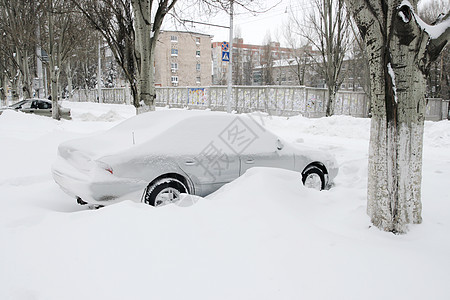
0,102,449,300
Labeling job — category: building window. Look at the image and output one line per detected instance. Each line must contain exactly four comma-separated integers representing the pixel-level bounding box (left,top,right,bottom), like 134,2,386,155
196,63,201,71
170,35,178,42
171,48,178,56
196,37,200,44
196,76,201,83
171,63,178,72
171,76,178,83
196,50,200,57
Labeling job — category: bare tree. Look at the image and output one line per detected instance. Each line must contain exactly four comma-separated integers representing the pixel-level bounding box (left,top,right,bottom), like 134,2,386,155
71,0,138,107
243,48,255,85
130,0,178,113
283,22,312,86
230,28,256,85
58,21,98,100
42,0,83,119
290,0,351,116
261,32,275,85
347,33,370,94
0,0,39,101
232,29,244,85
73,0,265,112
345,0,450,233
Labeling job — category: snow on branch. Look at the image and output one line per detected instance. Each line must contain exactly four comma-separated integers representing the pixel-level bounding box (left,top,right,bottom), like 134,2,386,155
399,0,450,39
399,0,450,61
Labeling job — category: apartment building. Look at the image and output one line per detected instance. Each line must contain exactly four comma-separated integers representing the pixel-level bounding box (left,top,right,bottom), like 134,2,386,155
211,38,294,85
253,56,368,92
154,31,213,87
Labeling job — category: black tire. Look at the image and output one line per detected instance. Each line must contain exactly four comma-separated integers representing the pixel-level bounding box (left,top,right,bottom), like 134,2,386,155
76,197,88,205
143,178,187,207
302,167,326,190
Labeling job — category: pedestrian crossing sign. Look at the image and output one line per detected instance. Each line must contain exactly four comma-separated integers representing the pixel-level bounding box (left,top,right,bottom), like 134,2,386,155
222,51,230,62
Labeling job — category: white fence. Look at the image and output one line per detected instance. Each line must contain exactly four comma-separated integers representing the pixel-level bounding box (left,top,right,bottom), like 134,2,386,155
425,98,449,121
155,86,369,118
72,88,131,105
71,86,449,120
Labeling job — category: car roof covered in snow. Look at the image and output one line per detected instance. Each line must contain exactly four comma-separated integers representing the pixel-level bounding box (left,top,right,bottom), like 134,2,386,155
58,110,254,159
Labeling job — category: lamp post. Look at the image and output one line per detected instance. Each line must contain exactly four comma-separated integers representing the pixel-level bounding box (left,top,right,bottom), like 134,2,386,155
226,0,233,113
97,36,102,103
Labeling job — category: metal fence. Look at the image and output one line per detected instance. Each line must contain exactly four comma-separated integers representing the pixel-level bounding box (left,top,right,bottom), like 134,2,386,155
72,88,131,105
425,98,449,121
71,86,449,121
155,86,369,118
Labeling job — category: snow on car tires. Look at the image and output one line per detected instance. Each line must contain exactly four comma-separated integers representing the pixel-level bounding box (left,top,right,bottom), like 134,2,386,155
144,178,188,207
302,167,325,191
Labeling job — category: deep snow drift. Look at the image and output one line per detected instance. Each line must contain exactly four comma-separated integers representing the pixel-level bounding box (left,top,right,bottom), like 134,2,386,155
0,101,449,300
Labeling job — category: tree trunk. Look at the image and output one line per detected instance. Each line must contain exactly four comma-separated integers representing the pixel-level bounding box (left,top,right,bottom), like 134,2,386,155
346,0,450,233
66,62,73,101
21,50,32,99
132,0,155,114
0,74,6,106
48,0,60,120
11,79,19,102
326,85,336,116
49,63,61,120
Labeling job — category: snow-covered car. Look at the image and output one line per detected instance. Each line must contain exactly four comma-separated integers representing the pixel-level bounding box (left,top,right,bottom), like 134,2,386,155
0,98,71,119
52,110,338,207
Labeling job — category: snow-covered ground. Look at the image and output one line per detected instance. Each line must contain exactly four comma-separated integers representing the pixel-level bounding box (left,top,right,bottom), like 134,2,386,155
1,101,449,300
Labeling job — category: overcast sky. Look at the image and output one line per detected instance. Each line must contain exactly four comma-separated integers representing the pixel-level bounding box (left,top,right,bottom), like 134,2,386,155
166,0,446,47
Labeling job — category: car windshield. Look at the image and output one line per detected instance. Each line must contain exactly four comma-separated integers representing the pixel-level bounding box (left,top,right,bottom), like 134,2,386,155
21,101,32,109
9,100,28,109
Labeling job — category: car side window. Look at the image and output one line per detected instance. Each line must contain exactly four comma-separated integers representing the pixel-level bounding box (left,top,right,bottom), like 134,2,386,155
38,101,50,109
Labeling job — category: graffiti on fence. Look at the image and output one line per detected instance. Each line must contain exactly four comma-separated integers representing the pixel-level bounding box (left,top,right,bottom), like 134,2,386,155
188,88,208,106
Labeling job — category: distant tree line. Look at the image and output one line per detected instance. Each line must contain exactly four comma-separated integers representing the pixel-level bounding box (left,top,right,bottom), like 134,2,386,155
0,0,447,118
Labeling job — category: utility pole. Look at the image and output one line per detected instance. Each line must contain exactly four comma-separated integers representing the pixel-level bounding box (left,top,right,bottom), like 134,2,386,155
97,37,102,103
227,0,234,113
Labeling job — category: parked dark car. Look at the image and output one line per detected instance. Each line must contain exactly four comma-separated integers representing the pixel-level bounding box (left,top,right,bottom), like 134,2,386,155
0,98,71,119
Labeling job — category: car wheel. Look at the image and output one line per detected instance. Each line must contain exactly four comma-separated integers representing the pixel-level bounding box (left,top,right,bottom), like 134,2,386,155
302,167,325,190
144,178,188,207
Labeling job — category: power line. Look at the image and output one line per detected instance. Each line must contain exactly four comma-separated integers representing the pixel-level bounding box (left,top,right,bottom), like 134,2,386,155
181,19,230,29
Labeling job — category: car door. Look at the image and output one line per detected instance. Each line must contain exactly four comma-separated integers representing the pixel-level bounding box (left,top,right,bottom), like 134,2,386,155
239,137,295,176
35,100,52,117
236,117,295,175
173,116,240,196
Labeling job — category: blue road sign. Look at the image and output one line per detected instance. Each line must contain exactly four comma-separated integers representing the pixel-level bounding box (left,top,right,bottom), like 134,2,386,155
222,42,229,51
222,51,230,62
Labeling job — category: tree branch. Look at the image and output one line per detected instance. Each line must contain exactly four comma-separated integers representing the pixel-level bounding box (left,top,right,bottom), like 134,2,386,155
426,11,450,62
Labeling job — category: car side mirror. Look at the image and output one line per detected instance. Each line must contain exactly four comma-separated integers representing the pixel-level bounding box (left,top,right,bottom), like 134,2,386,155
276,139,284,151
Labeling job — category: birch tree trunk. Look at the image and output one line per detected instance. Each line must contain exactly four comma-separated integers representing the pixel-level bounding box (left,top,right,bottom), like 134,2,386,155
0,75,6,105
21,50,32,99
48,0,60,120
131,0,177,114
132,0,154,113
66,62,73,101
345,0,450,233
